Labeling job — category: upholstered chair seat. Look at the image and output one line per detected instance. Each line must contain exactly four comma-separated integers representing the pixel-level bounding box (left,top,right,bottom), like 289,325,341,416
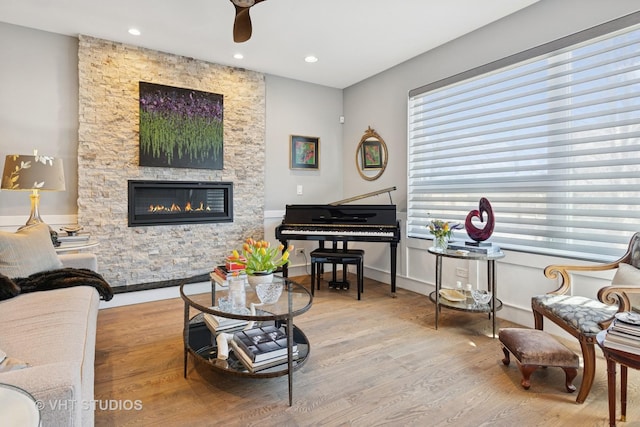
532,295,619,335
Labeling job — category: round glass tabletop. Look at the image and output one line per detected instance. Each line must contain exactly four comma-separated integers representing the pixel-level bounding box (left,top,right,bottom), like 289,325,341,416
0,383,40,427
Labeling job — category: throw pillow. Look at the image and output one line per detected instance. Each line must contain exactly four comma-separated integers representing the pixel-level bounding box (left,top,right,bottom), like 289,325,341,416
611,262,640,313
0,349,29,372
0,273,20,301
0,223,63,278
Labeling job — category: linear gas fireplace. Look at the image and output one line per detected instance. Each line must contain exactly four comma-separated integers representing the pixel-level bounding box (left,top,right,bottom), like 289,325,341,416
128,180,233,226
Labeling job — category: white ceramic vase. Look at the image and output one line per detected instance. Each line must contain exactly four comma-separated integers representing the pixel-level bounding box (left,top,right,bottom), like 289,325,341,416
246,272,274,287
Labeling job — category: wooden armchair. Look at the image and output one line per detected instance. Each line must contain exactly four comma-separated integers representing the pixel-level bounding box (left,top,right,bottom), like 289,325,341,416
531,232,640,404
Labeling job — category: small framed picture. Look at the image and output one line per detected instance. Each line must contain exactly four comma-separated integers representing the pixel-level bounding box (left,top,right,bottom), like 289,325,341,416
290,135,319,170
361,140,383,169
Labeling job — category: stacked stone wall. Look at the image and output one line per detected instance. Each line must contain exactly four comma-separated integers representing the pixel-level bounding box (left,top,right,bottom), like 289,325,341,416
78,36,265,287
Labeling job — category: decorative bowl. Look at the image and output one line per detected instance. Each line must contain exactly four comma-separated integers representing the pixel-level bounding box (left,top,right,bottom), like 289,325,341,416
255,282,283,305
471,289,492,305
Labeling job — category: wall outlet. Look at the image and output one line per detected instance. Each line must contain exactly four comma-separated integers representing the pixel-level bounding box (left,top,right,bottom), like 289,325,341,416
295,248,305,256
455,267,468,278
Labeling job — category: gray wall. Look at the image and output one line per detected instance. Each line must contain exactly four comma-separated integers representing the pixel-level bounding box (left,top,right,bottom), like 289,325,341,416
0,23,78,218
264,75,344,210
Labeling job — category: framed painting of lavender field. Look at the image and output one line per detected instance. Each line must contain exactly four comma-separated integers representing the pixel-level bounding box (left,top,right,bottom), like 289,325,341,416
139,82,224,169
290,135,319,170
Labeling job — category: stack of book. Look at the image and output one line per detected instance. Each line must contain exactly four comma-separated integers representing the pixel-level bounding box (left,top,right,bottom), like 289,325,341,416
229,325,298,372
603,315,640,355
447,241,501,254
203,311,249,334
210,265,247,287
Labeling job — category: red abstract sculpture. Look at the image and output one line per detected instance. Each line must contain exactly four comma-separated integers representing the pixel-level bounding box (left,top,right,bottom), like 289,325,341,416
465,198,495,242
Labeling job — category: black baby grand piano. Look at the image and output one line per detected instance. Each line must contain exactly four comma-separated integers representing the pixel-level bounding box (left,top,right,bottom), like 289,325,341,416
275,187,401,296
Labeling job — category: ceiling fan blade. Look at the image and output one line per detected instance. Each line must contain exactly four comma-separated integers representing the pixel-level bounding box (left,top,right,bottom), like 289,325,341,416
233,5,252,43
231,0,266,43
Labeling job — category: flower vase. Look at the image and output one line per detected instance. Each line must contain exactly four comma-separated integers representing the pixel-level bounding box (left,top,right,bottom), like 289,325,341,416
433,236,448,252
247,272,274,287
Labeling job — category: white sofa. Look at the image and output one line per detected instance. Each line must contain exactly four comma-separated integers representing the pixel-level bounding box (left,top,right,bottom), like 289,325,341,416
0,251,100,427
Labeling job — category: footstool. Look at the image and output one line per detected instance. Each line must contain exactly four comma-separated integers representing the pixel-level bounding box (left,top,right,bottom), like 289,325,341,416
499,328,579,392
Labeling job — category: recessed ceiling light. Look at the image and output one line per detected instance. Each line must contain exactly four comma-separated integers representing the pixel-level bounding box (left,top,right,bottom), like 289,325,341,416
128,28,141,36
304,55,318,63
233,53,244,60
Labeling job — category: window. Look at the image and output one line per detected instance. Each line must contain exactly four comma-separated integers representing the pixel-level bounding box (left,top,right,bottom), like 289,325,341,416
408,13,640,261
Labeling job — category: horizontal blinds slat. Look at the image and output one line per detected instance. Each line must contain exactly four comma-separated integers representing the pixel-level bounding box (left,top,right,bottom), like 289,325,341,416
407,19,640,260
410,30,640,111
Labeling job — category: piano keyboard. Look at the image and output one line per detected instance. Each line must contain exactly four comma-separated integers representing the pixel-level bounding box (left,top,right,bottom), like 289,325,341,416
280,229,395,237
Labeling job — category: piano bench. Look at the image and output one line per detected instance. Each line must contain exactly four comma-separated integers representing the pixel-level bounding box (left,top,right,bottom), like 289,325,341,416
310,248,364,300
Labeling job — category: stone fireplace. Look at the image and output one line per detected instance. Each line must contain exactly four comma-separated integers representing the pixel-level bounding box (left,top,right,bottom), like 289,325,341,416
128,180,233,227
77,36,266,289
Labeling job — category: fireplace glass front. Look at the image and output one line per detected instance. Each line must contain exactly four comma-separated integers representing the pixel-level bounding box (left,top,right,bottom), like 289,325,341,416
128,180,233,226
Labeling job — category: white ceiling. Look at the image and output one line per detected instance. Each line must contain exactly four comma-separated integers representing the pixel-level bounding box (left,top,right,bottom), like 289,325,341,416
0,0,539,89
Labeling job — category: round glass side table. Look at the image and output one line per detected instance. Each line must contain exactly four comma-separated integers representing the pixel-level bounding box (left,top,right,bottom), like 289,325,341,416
0,383,41,427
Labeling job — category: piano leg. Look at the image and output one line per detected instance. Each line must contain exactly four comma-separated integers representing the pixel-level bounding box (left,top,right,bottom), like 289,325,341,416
280,239,289,278
390,242,397,298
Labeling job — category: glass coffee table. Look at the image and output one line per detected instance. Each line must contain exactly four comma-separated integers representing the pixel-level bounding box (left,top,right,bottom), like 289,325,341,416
180,275,312,406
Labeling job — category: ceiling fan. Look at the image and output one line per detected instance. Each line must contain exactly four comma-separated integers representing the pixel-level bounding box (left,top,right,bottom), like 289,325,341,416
230,0,267,43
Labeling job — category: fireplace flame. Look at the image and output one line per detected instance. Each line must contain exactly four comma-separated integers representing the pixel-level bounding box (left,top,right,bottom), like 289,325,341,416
147,201,212,213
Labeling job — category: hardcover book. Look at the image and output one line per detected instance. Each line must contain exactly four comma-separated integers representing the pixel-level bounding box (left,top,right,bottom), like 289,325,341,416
229,339,298,372
225,257,247,272
232,326,297,362
447,241,501,254
603,338,640,355
203,312,248,333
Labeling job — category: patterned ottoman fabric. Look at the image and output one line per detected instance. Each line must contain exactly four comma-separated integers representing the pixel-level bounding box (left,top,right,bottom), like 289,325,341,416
531,294,618,335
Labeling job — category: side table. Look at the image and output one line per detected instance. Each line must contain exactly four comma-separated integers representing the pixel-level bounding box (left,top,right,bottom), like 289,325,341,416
597,330,640,427
428,246,505,338
0,383,40,427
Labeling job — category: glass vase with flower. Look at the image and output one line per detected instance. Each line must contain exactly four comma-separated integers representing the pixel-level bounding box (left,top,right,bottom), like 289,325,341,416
428,219,462,252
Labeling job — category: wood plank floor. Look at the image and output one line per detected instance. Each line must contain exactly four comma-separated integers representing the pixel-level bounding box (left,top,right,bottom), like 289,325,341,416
95,275,639,426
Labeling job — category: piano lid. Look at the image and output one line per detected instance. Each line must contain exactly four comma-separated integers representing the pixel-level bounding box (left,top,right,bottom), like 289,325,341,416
283,204,396,226
329,186,396,206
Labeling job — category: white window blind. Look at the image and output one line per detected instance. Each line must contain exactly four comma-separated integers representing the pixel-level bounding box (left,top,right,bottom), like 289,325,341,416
408,14,640,261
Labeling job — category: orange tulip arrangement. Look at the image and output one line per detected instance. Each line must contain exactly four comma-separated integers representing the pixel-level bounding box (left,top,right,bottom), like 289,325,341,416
229,238,293,275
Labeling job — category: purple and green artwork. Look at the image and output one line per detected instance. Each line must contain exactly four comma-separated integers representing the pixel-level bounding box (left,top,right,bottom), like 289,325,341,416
139,82,223,170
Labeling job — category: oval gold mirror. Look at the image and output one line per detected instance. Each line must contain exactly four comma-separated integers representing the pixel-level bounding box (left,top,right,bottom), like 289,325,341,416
355,126,388,181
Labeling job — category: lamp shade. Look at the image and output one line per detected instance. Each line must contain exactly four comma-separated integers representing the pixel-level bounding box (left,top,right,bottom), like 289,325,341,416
1,154,65,192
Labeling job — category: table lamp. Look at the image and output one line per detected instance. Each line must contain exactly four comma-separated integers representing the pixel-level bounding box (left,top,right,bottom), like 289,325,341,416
1,151,65,229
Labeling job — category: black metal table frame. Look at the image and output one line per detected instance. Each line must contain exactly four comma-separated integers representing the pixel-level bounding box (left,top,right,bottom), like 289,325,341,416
429,247,505,338
180,277,312,406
